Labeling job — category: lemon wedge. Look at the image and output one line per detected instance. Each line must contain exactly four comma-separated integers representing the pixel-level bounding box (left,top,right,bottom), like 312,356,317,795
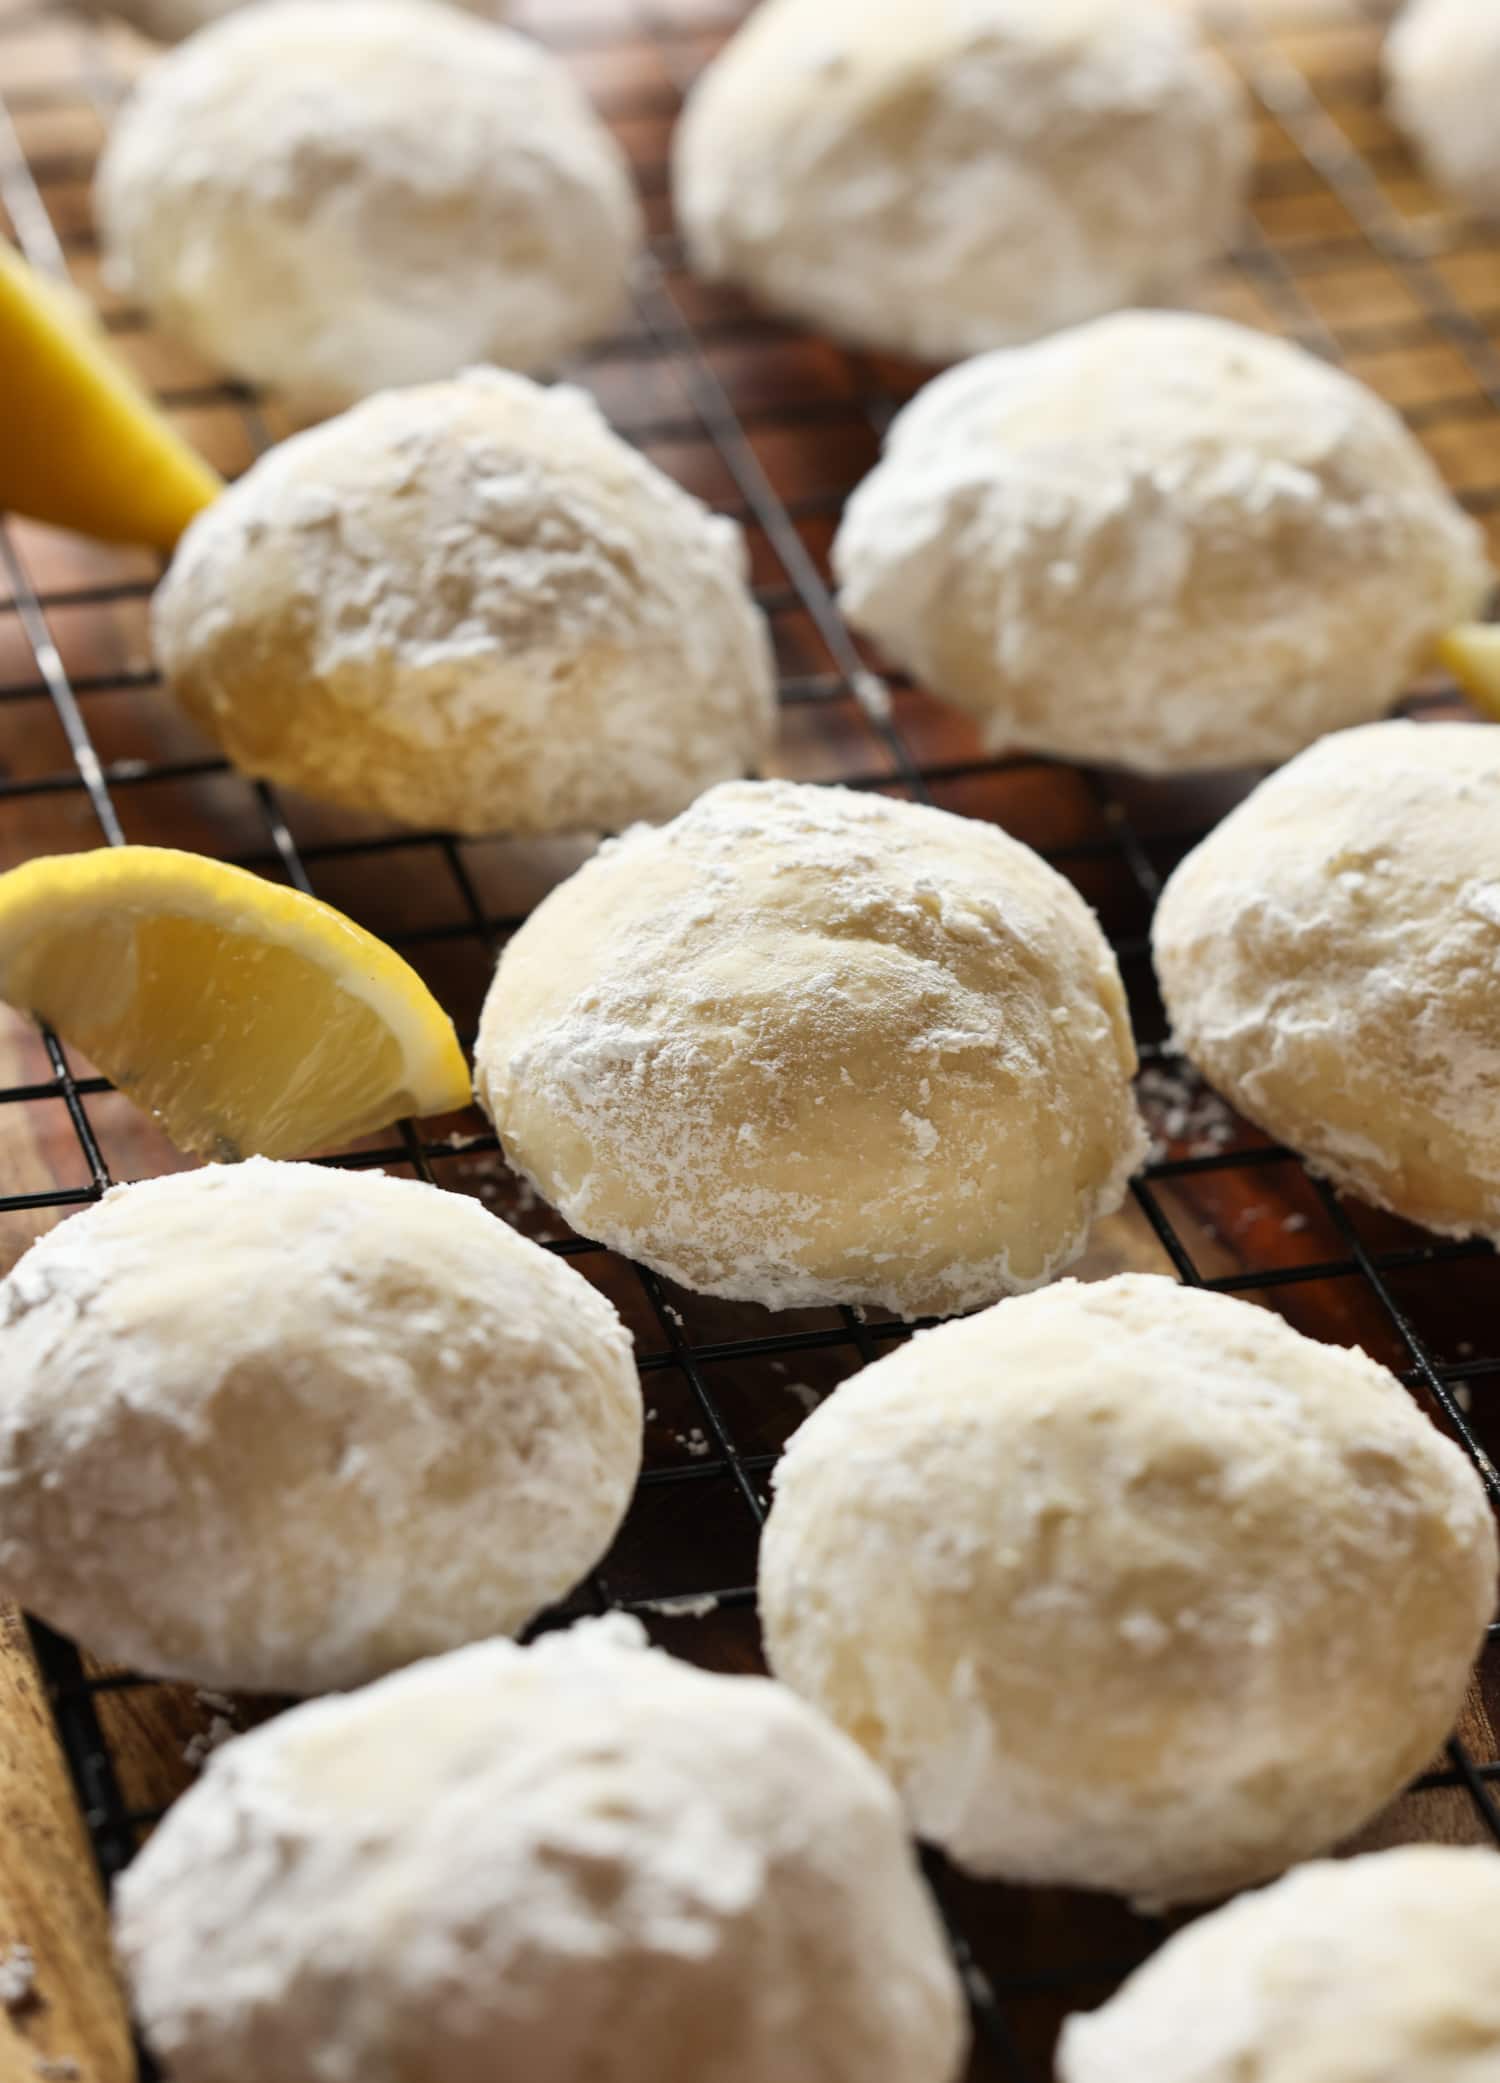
1437,623,1500,722
0,237,221,551
0,847,471,1159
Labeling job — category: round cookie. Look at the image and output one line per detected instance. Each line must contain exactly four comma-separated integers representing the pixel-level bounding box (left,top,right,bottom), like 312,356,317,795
95,0,641,404
834,312,1490,773
152,369,775,838
673,0,1250,361
1058,1846,1500,2082
759,1274,1496,1905
1387,0,1500,220
0,1160,641,1693
474,778,1146,1319
89,0,505,47
1154,720,1500,1244
114,1616,971,2083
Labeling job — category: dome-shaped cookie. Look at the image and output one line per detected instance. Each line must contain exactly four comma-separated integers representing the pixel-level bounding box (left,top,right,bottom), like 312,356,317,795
1059,1846,1500,2082
1387,0,1500,220
0,1161,641,1692
475,779,1145,1319
760,1275,1496,1905
674,0,1250,360
834,313,1490,772
115,1617,970,2083
153,370,775,837
96,0,640,403
1155,720,1500,1244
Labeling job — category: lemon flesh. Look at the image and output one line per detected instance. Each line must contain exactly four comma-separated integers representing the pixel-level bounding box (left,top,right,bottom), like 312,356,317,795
0,238,220,551
0,848,471,1160
1437,623,1500,722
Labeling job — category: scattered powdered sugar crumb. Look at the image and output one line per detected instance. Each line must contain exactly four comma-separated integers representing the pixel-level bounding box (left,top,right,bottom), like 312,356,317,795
1454,1383,1473,1413
961,1959,998,2010
0,1943,36,2012
195,1689,237,1717
464,1162,561,1241
851,668,893,724
504,1170,538,1217
680,1427,710,1459
899,1109,939,1159
183,1715,237,1771
636,1592,720,1619
1137,1065,1237,1161
784,1381,821,1413
1119,1609,1171,1654
1234,1204,1267,1234
507,1180,559,1243
1283,1213,1310,1234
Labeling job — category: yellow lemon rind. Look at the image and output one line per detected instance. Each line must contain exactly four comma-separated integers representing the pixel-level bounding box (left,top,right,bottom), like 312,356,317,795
0,845,471,1127
1437,623,1500,722
0,237,221,552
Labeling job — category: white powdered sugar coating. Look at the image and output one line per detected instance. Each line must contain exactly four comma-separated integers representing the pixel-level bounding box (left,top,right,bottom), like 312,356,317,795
153,368,775,836
95,0,640,404
1155,720,1500,1245
86,0,506,48
115,1616,970,2083
475,779,1146,1320
1387,0,1500,221
0,1945,35,2013
673,0,1250,361
0,1160,641,1693
834,311,1491,773
760,1276,1497,1908
1059,1846,1500,2082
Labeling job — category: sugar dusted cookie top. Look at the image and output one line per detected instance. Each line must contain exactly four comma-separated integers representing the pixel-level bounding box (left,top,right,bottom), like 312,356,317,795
96,0,639,402
834,311,1490,773
1060,1846,1500,2082
153,370,775,837
476,777,1145,1319
0,1159,641,1692
674,0,1251,360
115,1616,969,2083
761,1274,1495,1905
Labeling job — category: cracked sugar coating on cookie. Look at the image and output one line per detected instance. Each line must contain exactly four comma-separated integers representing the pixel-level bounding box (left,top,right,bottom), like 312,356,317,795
760,1275,1497,1907
834,312,1490,773
1155,720,1500,1245
1058,1846,1500,2082
474,779,1145,1319
95,0,640,403
673,0,1250,361
115,1616,970,2083
0,1160,641,1694
152,369,775,837
1387,0,1500,221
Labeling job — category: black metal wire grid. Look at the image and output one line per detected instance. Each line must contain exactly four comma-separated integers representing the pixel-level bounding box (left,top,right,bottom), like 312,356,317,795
2,1,1500,2077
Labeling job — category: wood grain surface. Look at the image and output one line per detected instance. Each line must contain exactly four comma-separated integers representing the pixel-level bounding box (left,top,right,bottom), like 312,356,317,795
0,1614,132,2083
0,1011,131,2083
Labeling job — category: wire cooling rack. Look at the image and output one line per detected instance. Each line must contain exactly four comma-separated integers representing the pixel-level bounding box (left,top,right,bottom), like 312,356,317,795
2,1,1500,2077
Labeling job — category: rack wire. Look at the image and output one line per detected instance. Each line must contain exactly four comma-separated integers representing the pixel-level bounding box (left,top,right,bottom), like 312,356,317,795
2,1,1499,2076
